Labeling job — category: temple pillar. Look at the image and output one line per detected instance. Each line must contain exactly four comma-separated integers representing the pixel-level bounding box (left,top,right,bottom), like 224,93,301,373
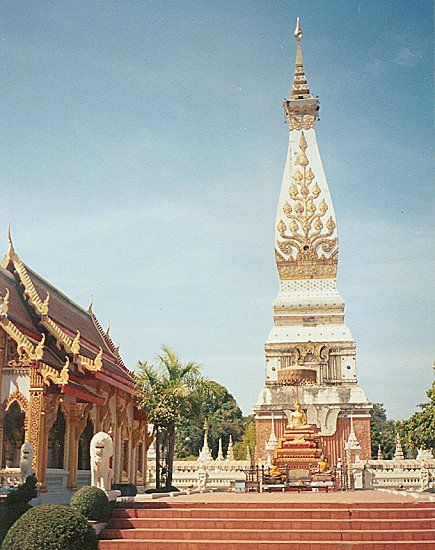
28,365,59,493
113,420,122,484
0,330,6,468
142,440,148,486
61,401,71,471
66,403,91,491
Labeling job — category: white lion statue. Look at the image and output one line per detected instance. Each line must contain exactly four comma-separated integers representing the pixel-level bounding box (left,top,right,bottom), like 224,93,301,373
19,442,34,482
90,431,114,491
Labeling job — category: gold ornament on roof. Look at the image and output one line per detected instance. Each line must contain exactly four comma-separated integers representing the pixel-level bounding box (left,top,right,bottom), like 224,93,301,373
12,255,50,316
275,132,338,279
71,330,80,355
39,357,70,387
0,288,9,315
0,317,44,363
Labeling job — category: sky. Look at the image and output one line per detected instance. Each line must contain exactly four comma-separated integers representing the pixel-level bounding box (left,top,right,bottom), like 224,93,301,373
1,1,433,420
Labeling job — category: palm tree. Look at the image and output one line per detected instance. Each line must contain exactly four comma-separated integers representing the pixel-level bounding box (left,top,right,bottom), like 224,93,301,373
136,345,206,490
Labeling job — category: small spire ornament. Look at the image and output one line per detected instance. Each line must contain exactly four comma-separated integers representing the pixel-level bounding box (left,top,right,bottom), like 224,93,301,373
216,438,224,461
394,433,404,460
226,435,235,461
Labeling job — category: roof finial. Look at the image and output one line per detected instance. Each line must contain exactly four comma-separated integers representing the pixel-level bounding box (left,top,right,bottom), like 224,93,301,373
87,294,93,314
291,17,311,99
7,225,17,260
2,225,17,267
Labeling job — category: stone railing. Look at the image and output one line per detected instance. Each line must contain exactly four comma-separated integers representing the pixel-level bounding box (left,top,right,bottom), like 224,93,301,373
77,469,91,488
148,459,250,490
46,469,69,490
362,459,435,491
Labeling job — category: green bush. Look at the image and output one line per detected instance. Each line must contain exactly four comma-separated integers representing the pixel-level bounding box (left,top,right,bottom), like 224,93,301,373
2,504,98,550
0,474,38,544
70,485,111,522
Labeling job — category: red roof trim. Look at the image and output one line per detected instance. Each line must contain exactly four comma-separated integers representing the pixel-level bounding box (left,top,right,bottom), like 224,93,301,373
95,371,135,395
61,384,105,405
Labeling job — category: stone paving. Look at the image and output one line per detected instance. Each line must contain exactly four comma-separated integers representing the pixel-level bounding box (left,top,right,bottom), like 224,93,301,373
153,489,430,504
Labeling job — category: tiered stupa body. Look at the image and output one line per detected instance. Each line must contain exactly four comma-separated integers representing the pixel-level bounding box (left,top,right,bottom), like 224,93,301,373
254,20,371,466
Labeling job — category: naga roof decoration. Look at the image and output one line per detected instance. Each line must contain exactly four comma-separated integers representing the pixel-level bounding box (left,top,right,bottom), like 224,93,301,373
0,287,9,315
8,251,104,374
91,311,131,374
0,230,134,392
39,357,70,386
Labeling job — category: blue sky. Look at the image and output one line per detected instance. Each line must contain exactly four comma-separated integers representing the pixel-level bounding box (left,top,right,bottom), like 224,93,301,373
1,1,433,419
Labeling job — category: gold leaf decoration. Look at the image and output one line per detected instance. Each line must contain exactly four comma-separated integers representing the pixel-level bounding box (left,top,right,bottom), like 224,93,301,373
275,131,338,279
283,202,292,217
0,288,9,315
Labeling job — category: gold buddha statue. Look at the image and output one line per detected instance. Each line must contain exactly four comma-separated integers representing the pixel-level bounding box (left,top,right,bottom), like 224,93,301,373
318,454,329,472
288,402,309,429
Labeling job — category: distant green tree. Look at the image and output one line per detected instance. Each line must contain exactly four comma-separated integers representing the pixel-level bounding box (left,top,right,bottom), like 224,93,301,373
175,380,244,459
370,403,396,459
397,381,435,456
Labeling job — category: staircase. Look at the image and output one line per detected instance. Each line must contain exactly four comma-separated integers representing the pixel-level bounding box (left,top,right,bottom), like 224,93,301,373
100,499,435,549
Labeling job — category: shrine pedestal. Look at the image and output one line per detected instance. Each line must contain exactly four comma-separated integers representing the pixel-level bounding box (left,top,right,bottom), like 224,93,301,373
274,424,322,471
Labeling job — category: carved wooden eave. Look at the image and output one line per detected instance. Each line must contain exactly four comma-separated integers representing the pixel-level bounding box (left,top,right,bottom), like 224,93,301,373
41,316,103,373
0,316,44,362
38,358,70,387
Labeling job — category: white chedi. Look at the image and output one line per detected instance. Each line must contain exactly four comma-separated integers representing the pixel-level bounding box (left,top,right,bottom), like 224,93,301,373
19,442,34,482
90,431,114,491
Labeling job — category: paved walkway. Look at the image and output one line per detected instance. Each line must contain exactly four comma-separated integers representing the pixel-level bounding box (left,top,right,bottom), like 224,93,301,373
150,489,429,504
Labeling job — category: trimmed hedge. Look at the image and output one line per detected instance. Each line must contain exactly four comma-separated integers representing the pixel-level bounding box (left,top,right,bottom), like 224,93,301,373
0,474,38,544
2,504,98,550
70,485,111,522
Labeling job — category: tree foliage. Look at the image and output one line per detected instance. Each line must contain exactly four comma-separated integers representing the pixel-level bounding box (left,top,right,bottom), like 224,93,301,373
135,345,209,489
175,380,245,459
397,381,435,456
370,403,396,459
233,415,256,460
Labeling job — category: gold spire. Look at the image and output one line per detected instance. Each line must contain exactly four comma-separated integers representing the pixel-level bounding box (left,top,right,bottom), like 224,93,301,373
291,17,311,100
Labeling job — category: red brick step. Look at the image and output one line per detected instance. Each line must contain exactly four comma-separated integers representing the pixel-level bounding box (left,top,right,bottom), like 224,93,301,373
98,540,434,549
108,516,434,531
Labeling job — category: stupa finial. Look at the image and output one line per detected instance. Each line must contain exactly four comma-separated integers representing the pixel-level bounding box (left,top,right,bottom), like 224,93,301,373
294,17,302,40
291,17,311,100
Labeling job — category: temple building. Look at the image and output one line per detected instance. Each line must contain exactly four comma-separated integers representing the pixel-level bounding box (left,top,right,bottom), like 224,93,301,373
254,20,372,466
0,231,151,492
